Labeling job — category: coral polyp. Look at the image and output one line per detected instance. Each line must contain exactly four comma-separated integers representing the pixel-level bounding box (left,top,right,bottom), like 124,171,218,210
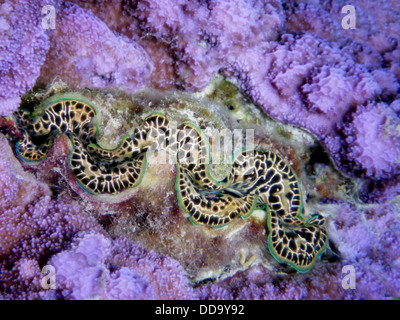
13,94,328,273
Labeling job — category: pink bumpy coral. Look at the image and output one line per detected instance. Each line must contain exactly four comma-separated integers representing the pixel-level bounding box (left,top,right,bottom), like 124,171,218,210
39,2,153,92
342,101,400,179
47,234,197,300
49,234,156,300
0,0,50,116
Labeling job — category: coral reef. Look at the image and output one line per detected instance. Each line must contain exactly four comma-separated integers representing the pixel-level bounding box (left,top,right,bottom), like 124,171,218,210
0,0,50,116
0,0,399,300
2,0,399,188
